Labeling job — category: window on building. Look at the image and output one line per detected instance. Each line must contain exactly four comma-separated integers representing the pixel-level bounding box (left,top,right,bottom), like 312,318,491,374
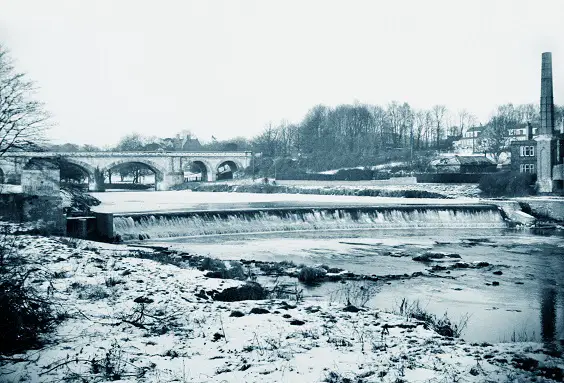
520,164,535,173
520,146,534,156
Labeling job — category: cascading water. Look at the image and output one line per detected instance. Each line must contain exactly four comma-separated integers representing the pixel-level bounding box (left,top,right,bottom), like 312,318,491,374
113,206,507,240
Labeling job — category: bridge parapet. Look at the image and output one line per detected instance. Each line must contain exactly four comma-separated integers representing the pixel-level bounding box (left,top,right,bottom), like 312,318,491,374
4,151,252,158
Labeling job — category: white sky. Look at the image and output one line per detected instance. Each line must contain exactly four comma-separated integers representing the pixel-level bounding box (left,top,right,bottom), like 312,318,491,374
1,0,563,147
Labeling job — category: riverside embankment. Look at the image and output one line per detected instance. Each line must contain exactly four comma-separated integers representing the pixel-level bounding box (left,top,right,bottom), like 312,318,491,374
2,233,563,382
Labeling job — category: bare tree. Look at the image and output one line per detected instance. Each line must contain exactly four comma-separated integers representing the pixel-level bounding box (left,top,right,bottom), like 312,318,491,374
478,106,518,162
457,109,478,136
386,101,402,146
414,109,432,149
515,103,539,124
115,133,145,151
431,105,447,148
0,45,49,156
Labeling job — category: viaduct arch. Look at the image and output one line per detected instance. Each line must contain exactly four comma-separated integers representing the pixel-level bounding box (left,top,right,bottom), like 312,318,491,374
0,151,252,191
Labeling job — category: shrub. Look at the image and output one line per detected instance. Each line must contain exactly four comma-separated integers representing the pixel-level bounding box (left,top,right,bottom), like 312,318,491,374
397,298,469,338
90,340,125,380
329,281,379,307
213,282,267,301
298,266,327,285
479,172,536,197
200,258,247,280
0,235,57,355
226,261,246,280
200,257,226,272
76,284,110,300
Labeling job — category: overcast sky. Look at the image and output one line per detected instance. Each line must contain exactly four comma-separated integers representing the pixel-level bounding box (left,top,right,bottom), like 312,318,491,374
1,0,563,147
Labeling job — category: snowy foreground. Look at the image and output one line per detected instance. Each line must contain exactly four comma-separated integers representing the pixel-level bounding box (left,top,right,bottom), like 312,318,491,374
3,235,563,382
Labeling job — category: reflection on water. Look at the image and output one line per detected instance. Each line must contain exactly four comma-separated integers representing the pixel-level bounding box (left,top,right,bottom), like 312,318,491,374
541,287,557,343
144,228,564,345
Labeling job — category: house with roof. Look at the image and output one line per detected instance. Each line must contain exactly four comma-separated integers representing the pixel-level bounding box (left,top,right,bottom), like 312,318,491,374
507,123,538,142
510,122,564,180
454,123,541,155
453,126,483,153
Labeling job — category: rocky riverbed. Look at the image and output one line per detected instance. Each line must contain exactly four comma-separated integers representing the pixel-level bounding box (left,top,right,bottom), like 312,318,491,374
1,232,563,382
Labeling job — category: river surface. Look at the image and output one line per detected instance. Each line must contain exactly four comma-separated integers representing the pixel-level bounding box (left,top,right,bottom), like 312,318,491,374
141,228,564,345
94,191,564,344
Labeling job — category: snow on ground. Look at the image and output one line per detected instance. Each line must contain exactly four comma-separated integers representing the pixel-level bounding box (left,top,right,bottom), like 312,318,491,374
276,180,481,198
316,162,407,175
201,179,482,198
0,184,22,194
91,191,484,214
2,235,563,382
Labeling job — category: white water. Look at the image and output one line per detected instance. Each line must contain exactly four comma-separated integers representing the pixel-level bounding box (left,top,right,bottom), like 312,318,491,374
114,208,506,240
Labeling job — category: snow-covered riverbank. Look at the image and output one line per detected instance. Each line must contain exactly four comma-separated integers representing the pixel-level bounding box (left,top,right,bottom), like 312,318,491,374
2,234,562,382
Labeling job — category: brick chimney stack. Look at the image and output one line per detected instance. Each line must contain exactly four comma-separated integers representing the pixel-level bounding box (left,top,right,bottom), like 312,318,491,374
536,52,556,193
527,122,533,140
540,52,555,136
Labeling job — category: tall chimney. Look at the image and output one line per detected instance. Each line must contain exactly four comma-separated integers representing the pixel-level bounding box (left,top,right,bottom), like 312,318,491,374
536,52,555,193
540,52,555,136
527,122,533,140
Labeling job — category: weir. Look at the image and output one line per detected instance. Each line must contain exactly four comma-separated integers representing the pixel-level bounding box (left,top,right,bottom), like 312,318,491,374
111,205,508,241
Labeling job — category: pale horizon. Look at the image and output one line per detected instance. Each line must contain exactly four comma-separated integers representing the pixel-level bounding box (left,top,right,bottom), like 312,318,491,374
1,0,563,147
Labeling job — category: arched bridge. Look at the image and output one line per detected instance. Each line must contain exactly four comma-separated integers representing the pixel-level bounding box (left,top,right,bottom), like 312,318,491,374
0,151,252,191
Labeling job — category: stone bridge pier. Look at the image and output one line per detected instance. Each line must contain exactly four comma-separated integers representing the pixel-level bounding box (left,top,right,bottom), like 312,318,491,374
0,151,253,191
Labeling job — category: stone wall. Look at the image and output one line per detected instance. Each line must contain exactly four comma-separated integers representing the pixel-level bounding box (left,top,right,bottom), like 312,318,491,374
21,169,60,196
0,194,66,234
0,194,25,222
22,195,66,235
1,168,65,234
518,197,564,222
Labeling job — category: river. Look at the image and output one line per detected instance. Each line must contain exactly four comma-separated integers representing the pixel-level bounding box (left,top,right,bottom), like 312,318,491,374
92,191,564,345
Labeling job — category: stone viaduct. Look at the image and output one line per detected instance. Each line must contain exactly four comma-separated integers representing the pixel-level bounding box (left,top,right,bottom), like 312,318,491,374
0,151,252,191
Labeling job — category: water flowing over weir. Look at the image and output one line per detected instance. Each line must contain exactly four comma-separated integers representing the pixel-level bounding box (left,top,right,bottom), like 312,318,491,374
113,205,508,240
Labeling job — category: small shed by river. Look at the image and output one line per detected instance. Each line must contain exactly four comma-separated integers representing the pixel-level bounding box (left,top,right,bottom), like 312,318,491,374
431,155,497,173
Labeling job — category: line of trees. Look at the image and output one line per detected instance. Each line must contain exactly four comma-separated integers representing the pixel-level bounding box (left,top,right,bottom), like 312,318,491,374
253,102,564,172
253,103,464,171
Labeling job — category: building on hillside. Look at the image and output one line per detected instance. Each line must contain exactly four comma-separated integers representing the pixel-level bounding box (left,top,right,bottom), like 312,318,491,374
431,155,497,173
156,136,203,151
454,126,482,153
508,123,538,141
454,123,540,155
143,143,163,151
181,137,202,151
